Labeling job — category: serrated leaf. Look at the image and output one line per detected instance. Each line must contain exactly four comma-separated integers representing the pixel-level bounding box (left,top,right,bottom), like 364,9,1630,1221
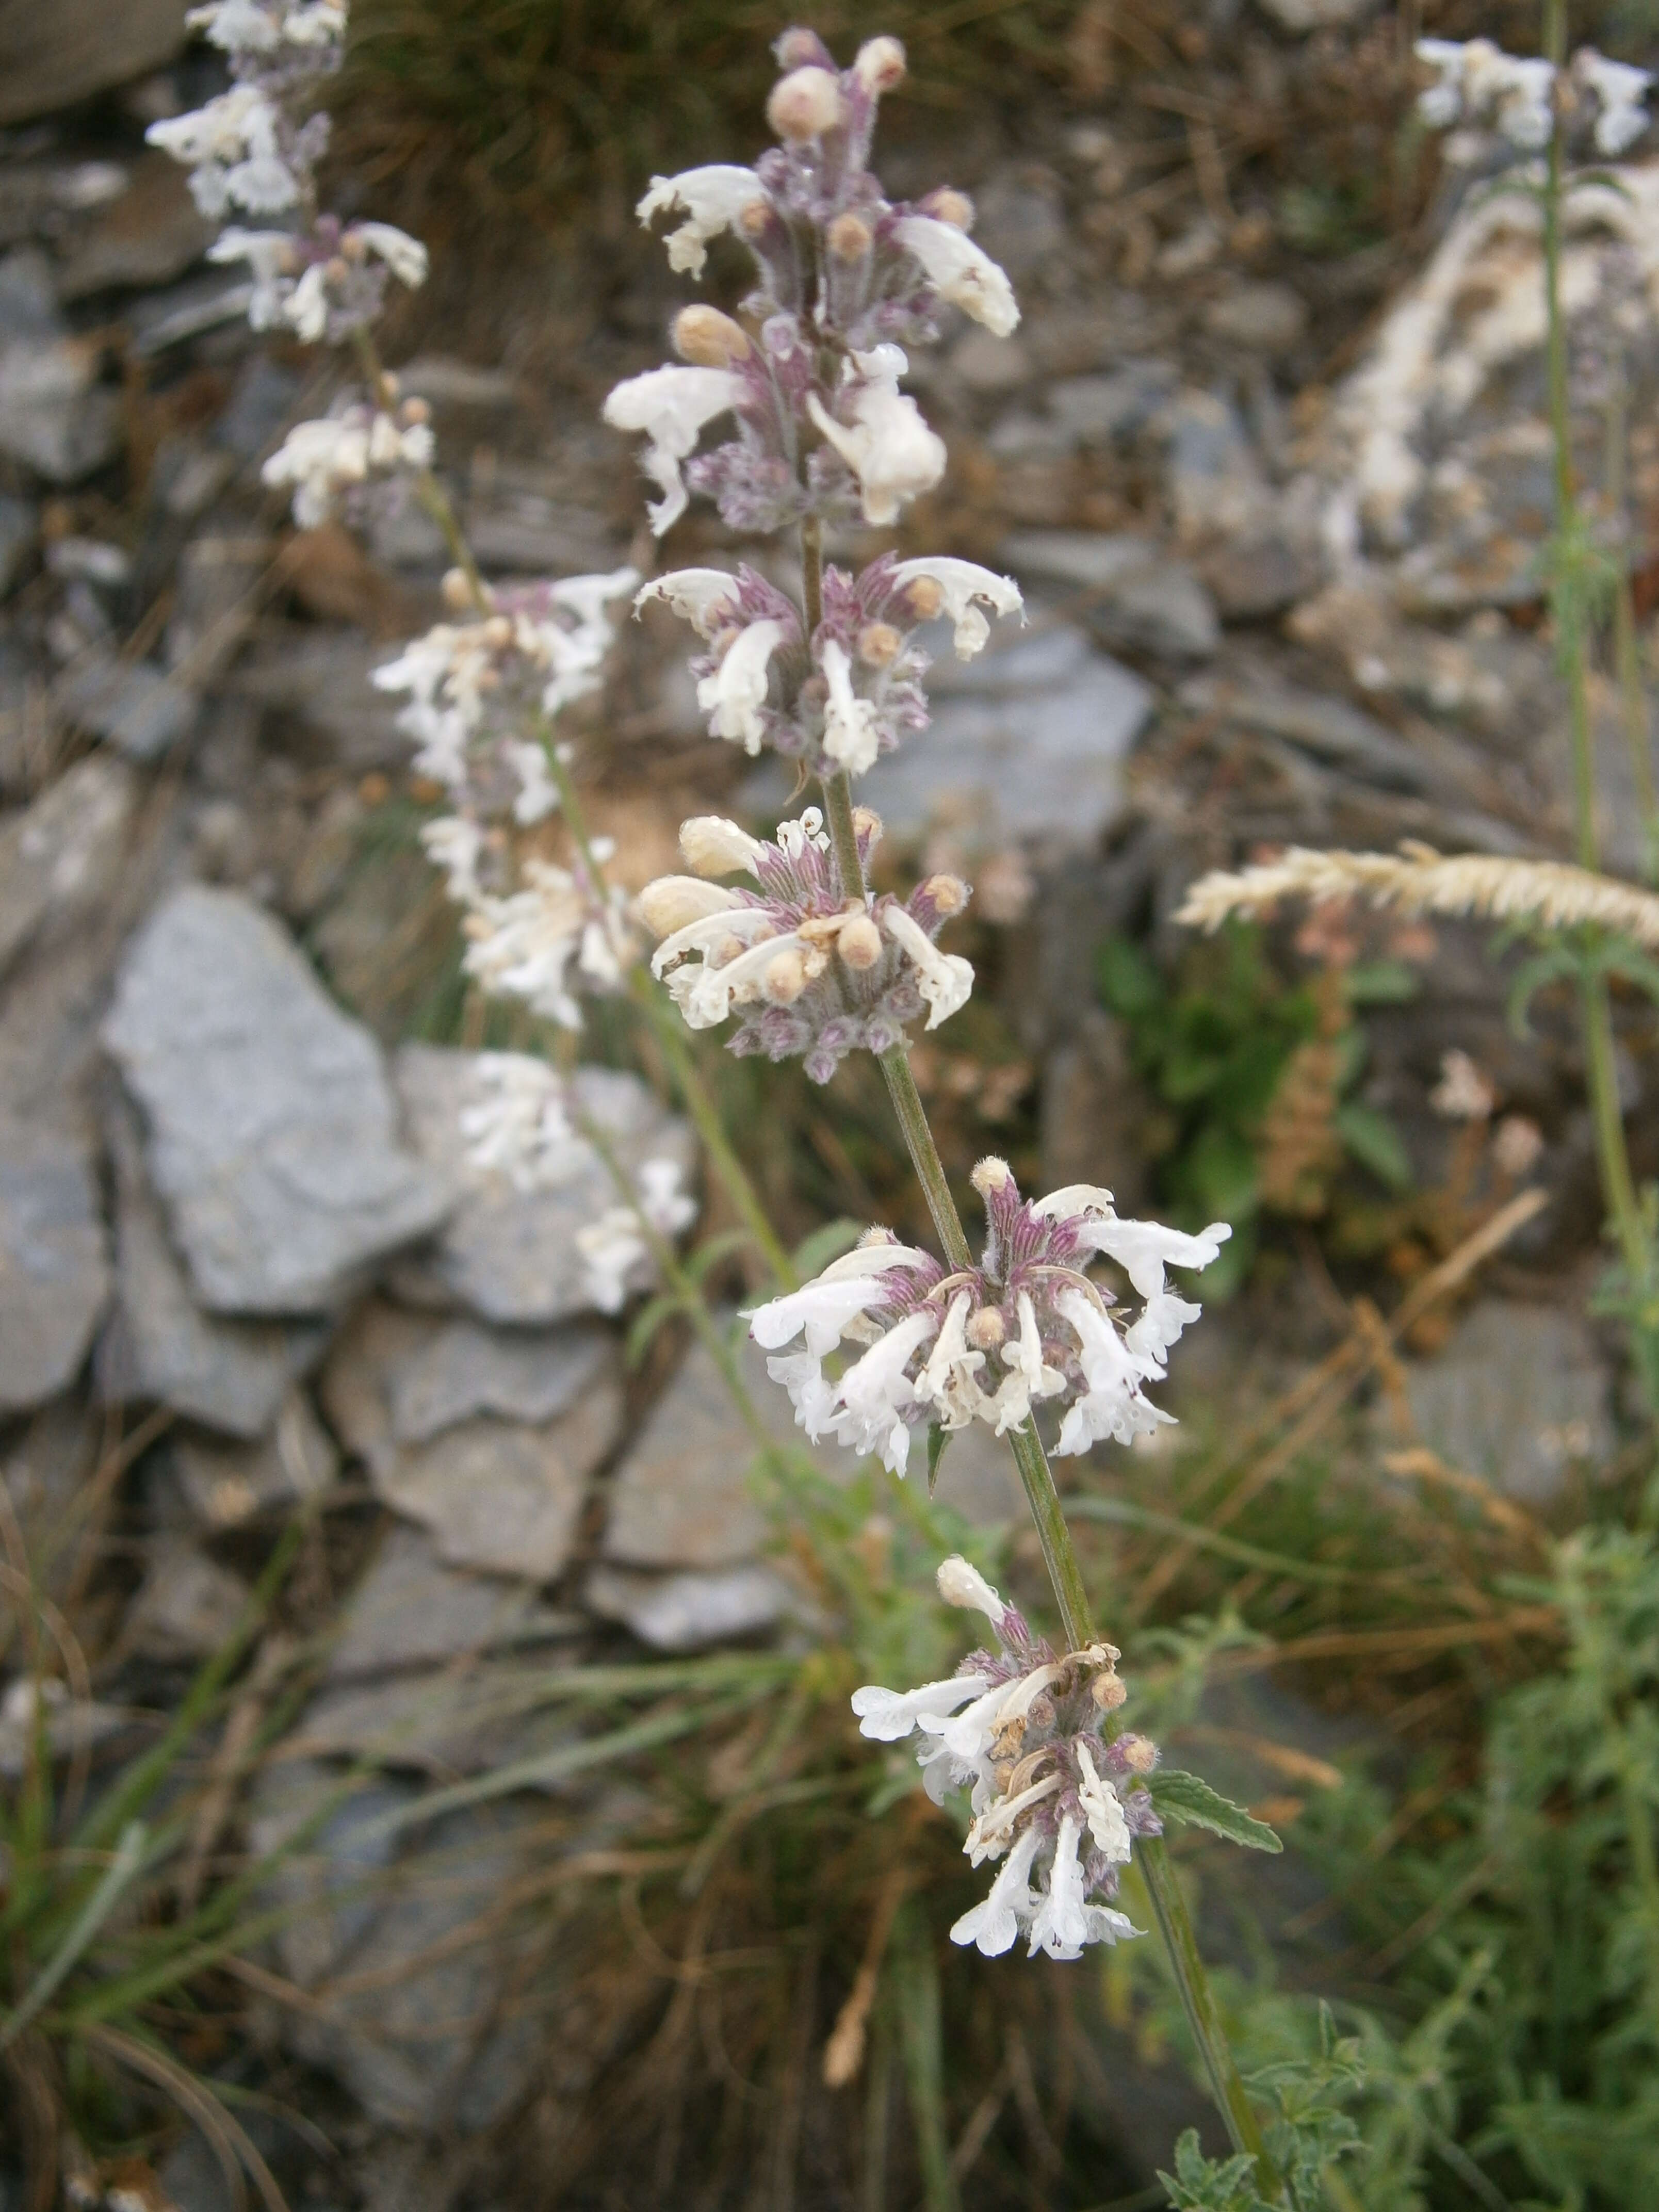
1149,1768,1283,1852
926,1422,949,1497
790,1217,864,1279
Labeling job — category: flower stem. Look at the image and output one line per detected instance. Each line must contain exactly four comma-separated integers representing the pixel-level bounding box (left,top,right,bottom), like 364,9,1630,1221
817,767,1280,2198
350,325,487,609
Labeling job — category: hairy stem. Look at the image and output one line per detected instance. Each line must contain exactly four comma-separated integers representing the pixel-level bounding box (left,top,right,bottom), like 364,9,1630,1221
815,726,1279,2199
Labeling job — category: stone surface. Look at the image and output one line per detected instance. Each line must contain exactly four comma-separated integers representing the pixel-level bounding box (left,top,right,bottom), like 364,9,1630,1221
293,1666,582,1782
129,1538,250,1660
0,1110,109,1411
1047,361,1178,445
56,152,212,301
1001,532,1219,659
388,1316,615,1444
1404,1299,1614,1504
102,886,450,1315
849,624,1152,852
389,1049,694,1326
0,493,34,595
320,1299,622,1580
1203,281,1309,356
55,650,198,759
97,1099,330,1439
230,626,413,771
1176,664,1432,793
0,0,189,125
249,1760,543,2132
0,752,135,982
0,252,121,480
584,1562,798,1652
170,1386,340,1528
327,1523,582,1683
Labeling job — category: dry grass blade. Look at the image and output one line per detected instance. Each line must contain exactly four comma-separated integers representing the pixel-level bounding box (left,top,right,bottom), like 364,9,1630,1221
1176,841,1659,949
823,1862,912,2089
1208,1604,1560,1676
1381,1446,1552,1550
79,2021,279,2212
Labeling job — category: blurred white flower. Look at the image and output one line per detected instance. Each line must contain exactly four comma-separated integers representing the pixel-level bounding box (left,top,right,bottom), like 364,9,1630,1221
807,347,946,527
603,365,748,534
889,557,1022,658
458,1053,584,1192
1574,47,1652,154
260,410,432,529
696,618,785,753
576,1159,698,1312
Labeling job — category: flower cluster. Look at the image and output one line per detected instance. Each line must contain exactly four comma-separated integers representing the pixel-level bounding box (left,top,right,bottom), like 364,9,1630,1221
638,808,972,1084
747,1158,1228,1476
604,28,1017,542
639,552,1019,778
855,1557,1159,1960
373,567,639,819
260,396,434,529
1416,38,1651,156
441,838,638,1031
576,1160,700,1314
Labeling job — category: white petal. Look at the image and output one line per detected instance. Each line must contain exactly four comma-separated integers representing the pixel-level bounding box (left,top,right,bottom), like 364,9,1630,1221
635,568,742,640
894,215,1020,336
889,556,1022,659
850,1672,993,1742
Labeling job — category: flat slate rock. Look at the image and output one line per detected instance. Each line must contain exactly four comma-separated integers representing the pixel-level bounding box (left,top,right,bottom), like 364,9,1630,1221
0,1110,109,1412
328,1522,582,1683
1404,1298,1613,1505
169,1386,339,1529
102,885,450,1315
320,1299,621,1581
0,752,135,983
97,1099,329,1438
388,1315,614,1444
129,1538,250,1662
584,1562,798,1652
389,1048,694,1326
1000,532,1219,660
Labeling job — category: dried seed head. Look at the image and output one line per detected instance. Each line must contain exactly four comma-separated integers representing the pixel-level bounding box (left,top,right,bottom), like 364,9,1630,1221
827,211,874,261
763,948,809,1003
1117,1732,1157,1771
965,1304,1006,1352
673,304,752,367
836,912,883,970
919,186,975,231
768,65,845,141
1091,1671,1128,1713
970,1155,1013,1196
856,621,903,667
854,35,907,93
901,574,944,621
922,873,968,917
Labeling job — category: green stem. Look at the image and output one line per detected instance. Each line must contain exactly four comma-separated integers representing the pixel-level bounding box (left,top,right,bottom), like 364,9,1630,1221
815,738,1278,2193
540,741,798,1289
351,326,487,608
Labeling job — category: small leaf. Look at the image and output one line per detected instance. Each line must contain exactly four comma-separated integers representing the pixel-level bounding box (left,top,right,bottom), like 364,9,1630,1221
791,1217,864,1279
1343,957,1419,1005
926,1422,949,1498
624,1293,682,1369
1333,1101,1413,1193
1095,934,1163,1020
1149,1768,1283,1852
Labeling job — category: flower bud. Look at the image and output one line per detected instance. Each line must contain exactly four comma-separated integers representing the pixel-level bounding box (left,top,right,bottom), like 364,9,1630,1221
851,804,884,850
854,36,907,94
325,255,350,284
763,948,809,1003
970,1155,1013,1196
857,621,902,667
965,1305,1006,1352
936,1553,1005,1622
836,912,883,970
1117,1732,1157,1770
739,200,776,242
482,615,513,650
679,815,765,877
921,873,968,917
768,65,846,141
636,876,738,938
827,212,873,261
1091,1671,1129,1713
919,187,975,231
901,574,944,622
774,26,832,70
399,396,432,426
441,567,476,611
672,304,752,367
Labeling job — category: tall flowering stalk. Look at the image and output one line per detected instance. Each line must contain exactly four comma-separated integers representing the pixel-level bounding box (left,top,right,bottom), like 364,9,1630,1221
611,28,1277,2183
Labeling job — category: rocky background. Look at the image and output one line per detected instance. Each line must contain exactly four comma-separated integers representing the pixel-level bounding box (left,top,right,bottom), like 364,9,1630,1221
0,0,1648,2205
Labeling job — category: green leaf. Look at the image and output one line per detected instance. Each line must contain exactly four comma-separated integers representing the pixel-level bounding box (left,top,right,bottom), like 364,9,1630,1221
926,1422,949,1498
1149,1768,1283,1852
791,1217,864,1279
625,1292,682,1368
1095,933,1163,1020
1333,1101,1413,1193
1343,957,1419,1005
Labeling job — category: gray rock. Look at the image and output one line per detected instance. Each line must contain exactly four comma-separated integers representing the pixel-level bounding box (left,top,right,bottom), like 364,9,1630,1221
128,272,253,358
328,1523,581,1683
1001,532,1219,659
1404,1299,1613,1504
949,327,1031,394
56,151,212,301
0,752,135,983
128,1538,250,1661
0,298,121,481
849,624,1151,852
249,1760,543,2132
0,0,189,125
1040,1006,1152,1216
1255,0,1377,28
0,1111,109,1412
1203,281,1309,356
170,1386,339,1528
1,1391,99,1596
0,1678,124,1776
389,1316,614,1444
293,1666,582,1783
1176,665,1431,793
102,886,450,1315
229,626,410,770
54,652,198,760
389,1049,694,1325
584,1562,798,1652
97,1099,329,1439
1047,360,1178,445
973,168,1068,282
601,1335,781,1571
1166,389,1274,550
0,493,34,595
320,1299,621,1580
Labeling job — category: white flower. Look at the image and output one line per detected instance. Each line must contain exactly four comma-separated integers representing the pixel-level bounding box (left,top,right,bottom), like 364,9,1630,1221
1414,38,1471,128
1416,39,1556,150
284,0,345,42
504,739,558,825
603,365,747,534
1430,1047,1495,1122
354,222,429,289
636,165,765,276
1053,1289,1173,1455
889,557,1022,659
576,1159,697,1312
1077,1742,1132,1865
748,1242,936,1355
851,1670,996,1742
817,1309,940,1475
820,638,881,774
912,1291,985,1429
807,348,946,527
635,568,741,639
936,1554,1006,1624
950,1827,1042,1957
1575,48,1651,154
420,815,484,902
458,1053,584,1193
880,904,973,1028
261,413,429,529
187,0,281,50
893,214,1020,336
696,619,784,752
463,859,633,1029
207,226,295,328
148,87,300,219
